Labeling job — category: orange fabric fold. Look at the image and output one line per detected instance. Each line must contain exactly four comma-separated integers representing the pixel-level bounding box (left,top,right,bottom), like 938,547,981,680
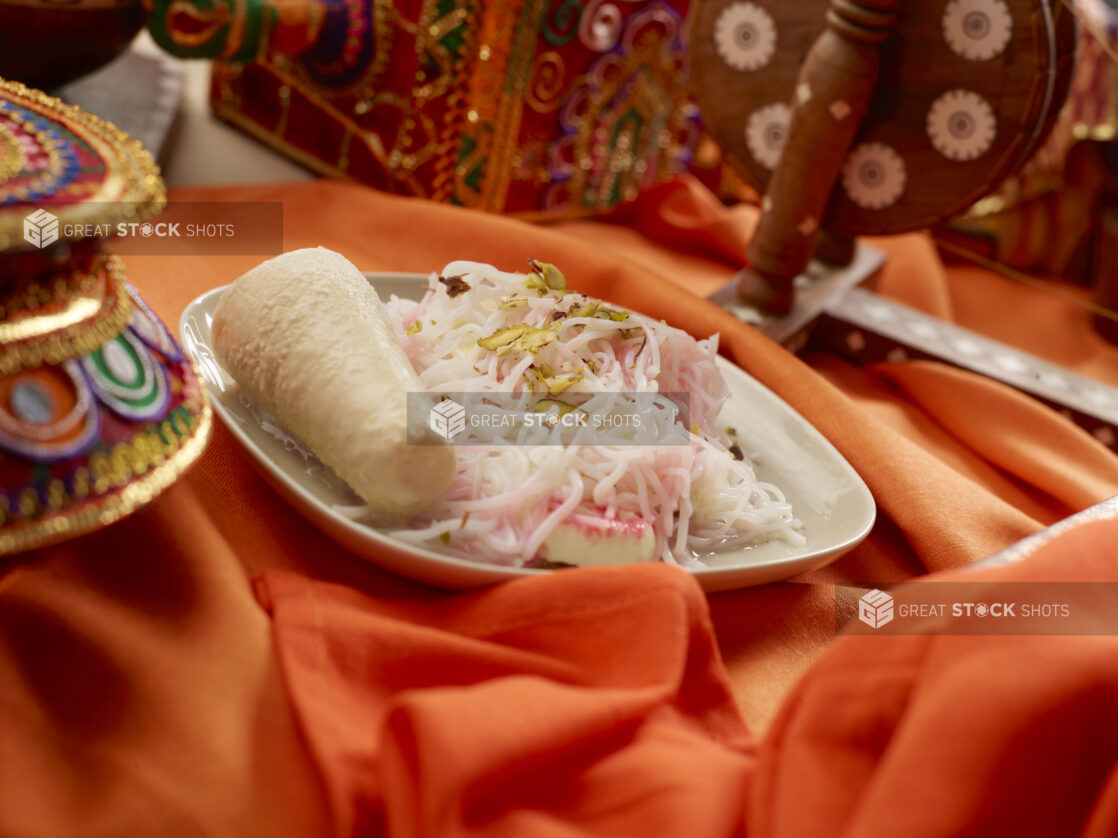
253,517,1118,837
0,491,332,838
255,564,753,838
871,360,1118,512
753,518,1118,838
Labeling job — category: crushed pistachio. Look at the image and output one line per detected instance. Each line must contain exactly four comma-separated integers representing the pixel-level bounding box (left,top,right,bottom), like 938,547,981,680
569,300,600,319
438,531,451,545
499,298,528,310
406,319,423,335
505,327,557,355
525,259,567,294
478,324,530,350
528,367,548,391
546,372,584,394
478,324,558,355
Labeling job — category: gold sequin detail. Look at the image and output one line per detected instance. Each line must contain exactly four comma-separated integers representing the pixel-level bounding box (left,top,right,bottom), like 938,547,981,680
0,120,26,181
0,254,132,376
0,80,165,252
0,401,213,553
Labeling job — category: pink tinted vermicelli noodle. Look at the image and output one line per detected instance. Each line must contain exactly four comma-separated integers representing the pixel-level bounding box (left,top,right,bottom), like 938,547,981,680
373,261,803,567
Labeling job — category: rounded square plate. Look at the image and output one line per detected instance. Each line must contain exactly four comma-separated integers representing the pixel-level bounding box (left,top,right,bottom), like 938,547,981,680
180,273,875,591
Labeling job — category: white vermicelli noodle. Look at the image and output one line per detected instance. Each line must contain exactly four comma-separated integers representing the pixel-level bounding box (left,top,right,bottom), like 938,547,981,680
376,261,803,567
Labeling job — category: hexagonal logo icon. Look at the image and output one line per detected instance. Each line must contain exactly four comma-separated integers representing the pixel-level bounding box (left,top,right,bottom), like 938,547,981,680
858,588,894,629
429,398,466,440
23,209,59,249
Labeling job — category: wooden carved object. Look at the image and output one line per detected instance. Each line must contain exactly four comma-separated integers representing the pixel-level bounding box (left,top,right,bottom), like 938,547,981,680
690,0,1077,313
742,0,899,313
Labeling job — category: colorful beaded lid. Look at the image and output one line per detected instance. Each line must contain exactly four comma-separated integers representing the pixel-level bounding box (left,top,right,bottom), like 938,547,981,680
0,79,212,555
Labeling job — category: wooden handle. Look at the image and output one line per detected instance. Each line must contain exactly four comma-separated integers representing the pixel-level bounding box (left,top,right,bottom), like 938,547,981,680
740,0,901,313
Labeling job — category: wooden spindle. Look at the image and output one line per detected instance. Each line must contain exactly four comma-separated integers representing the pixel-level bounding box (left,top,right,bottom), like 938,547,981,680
739,0,901,314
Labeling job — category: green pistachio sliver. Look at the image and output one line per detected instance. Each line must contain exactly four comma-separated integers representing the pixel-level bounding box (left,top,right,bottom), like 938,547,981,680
499,298,528,310
569,300,600,319
544,267,567,291
591,306,631,322
478,324,530,350
406,319,423,335
527,258,567,292
546,372,584,394
508,327,557,355
529,367,548,390
481,324,558,355
438,531,451,545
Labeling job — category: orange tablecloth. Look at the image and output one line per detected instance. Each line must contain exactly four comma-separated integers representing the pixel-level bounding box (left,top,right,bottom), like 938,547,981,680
2,177,1118,836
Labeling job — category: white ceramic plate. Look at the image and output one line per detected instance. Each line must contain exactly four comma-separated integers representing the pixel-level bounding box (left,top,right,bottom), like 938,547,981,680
179,273,875,592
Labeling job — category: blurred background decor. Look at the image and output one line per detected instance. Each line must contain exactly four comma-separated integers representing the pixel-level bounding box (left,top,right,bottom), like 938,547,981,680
145,0,702,217
0,0,1115,339
0,0,148,89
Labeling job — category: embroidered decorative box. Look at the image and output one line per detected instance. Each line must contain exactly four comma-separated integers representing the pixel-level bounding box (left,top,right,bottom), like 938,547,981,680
0,79,211,554
147,0,701,216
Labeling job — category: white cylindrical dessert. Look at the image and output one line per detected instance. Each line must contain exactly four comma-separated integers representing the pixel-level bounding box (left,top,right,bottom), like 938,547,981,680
212,247,457,515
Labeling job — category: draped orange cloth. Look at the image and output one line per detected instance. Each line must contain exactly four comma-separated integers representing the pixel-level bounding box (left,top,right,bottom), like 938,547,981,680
2,177,1117,836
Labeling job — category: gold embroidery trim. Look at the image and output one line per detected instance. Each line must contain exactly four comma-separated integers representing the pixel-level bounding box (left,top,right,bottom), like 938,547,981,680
0,119,28,182
0,80,166,251
0,254,132,376
0,400,213,555
0,258,100,321
479,0,548,211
